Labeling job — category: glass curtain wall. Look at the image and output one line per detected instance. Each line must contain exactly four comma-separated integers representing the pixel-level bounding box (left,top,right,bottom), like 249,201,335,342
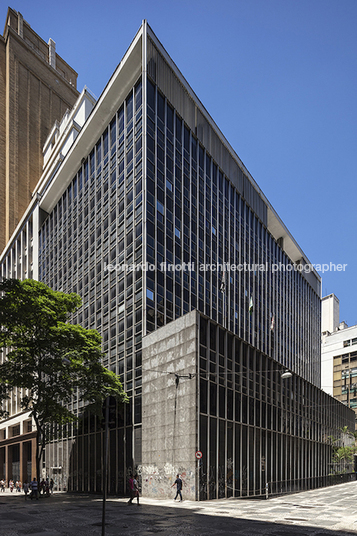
197,314,353,499
39,78,143,494
145,76,320,386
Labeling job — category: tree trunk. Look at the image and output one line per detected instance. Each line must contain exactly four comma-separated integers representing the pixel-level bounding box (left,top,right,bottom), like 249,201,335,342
36,426,41,483
34,415,43,484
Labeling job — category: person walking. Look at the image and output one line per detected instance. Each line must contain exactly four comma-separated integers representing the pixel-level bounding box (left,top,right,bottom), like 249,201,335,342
133,474,140,505
23,481,29,500
172,474,183,501
127,474,135,504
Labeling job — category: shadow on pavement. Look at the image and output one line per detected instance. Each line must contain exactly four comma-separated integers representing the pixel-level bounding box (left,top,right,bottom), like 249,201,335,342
0,493,356,536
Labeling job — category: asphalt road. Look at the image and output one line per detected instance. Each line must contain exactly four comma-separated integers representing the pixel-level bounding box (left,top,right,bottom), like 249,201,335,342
1,480,357,535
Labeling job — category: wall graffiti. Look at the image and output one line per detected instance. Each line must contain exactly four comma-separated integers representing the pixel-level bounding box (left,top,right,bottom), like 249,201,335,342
141,464,196,500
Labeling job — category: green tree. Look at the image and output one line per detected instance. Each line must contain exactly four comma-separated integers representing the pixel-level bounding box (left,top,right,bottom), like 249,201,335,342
0,278,127,483
333,445,356,463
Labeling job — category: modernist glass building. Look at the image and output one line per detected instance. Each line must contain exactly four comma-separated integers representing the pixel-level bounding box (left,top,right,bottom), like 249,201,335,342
0,21,354,497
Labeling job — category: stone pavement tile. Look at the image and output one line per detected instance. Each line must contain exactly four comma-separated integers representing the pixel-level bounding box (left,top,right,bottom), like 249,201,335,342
1,483,357,536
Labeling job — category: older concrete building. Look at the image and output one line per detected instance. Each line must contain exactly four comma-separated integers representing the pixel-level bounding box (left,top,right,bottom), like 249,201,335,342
0,8,78,252
0,7,78,486
1,14,354,497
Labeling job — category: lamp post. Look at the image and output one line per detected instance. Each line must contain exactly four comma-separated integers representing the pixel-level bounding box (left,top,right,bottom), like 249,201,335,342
102,397,109,536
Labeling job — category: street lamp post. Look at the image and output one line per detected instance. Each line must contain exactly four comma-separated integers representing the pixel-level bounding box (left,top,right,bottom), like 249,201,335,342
102,397,109,536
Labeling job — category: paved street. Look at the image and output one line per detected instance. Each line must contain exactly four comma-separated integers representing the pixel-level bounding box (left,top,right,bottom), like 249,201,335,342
1,480,357,535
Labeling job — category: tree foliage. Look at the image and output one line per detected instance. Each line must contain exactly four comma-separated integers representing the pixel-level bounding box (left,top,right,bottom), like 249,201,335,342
0,278,128,480
333,445,357,463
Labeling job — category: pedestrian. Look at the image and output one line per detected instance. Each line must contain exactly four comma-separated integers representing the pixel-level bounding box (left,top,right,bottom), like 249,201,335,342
9,479,14,492
30,477,38,500
133,474,140,505
23,481,29,500
50,478,54,494
172,474,183,501
127,474,135,504
0,479,4,492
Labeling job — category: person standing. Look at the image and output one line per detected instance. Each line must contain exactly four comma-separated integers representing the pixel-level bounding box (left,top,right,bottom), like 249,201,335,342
172,474,183,501
30,477,38,500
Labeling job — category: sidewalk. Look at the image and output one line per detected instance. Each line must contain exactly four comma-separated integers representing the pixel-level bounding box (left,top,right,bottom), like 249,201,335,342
1,480,357,535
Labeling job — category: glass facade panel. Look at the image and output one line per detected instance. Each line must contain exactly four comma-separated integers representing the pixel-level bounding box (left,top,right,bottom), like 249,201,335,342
197,313,354,498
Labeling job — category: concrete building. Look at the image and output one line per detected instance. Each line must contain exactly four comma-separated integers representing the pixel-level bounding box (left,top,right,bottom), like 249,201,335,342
0,7,78,485
0,8,78,252
321,294,357,430
0,14,355,497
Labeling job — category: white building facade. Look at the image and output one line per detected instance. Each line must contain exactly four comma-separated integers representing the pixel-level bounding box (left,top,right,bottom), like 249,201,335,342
321,295,357,428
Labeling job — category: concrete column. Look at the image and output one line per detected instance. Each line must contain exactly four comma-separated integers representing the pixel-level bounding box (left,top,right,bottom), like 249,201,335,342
6,445,12,482
0,447,5,479
17,12,23,38
48,39,56,70
4,446,8,483
19,441,24,484
32,204,40,280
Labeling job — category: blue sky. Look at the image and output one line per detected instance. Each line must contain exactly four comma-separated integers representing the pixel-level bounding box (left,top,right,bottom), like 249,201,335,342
6,0,357,326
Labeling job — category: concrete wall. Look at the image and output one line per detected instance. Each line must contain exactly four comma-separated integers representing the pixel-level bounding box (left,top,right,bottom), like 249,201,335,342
141,310,199,500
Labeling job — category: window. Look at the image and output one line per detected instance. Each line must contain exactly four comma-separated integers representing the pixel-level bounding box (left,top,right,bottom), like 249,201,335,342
11,425,20,437
146,289,154,301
